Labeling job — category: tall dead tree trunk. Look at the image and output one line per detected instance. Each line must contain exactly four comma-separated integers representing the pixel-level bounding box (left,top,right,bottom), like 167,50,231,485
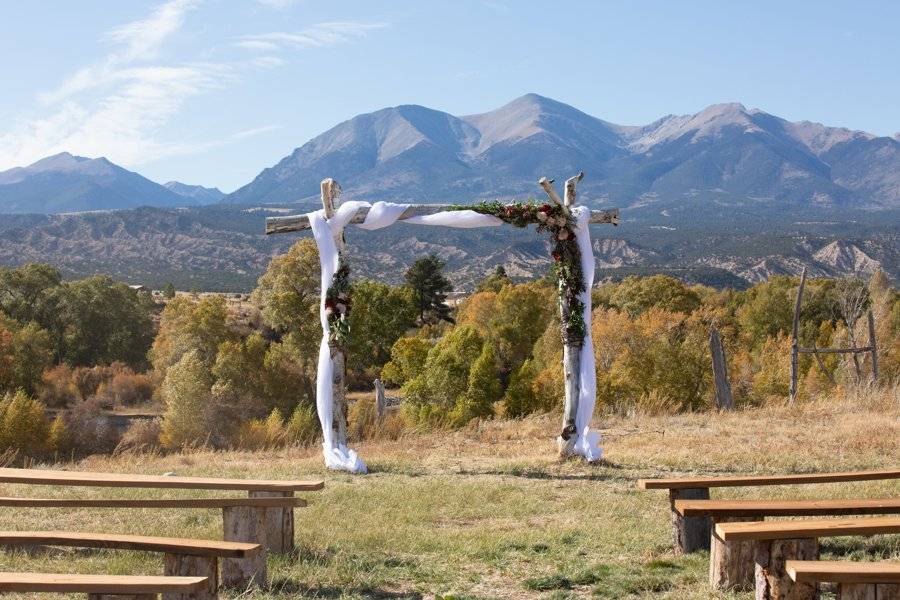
541,173,585,457
321,178,348,447
790,267,807,404
709,327,733,410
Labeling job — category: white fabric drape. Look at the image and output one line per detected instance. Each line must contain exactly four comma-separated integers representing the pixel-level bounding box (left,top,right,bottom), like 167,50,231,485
306,201,600,473
570,206,602,461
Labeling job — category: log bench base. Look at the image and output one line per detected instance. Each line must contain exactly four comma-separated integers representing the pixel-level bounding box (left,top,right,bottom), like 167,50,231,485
754,538,819,600
670,487,711,554
710,516,757,590
222,506,268,588
89,596,157,600
163,554,217,600
838,583,900,600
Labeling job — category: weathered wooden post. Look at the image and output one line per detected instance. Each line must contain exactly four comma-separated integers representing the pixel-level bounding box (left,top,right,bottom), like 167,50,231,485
374,378,386,419
162,553,218,600
539,173,585,457
709,327,733,410
868,310,878,382
790,267,807,404
321,178,349,447
221,506,268,588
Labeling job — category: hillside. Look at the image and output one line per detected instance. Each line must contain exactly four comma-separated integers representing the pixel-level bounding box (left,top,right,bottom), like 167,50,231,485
226,94,900,209
0,203,896,291
0,392,896,599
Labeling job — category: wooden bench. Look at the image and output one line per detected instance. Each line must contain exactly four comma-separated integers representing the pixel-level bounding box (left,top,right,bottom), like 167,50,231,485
674,498,900,589
714,517,900,600
0,572,209,599
636,468,900,555
787,560,900,600
0,531,261,598
0,467,323,555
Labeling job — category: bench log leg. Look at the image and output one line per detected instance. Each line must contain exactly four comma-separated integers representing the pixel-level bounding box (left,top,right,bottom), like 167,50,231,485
87,595,157,600
249,490,295,554
670,487,710,555
222,505,268,589
710,516,757,590
163,553,218,600
838,583,900,600
753,537,818,600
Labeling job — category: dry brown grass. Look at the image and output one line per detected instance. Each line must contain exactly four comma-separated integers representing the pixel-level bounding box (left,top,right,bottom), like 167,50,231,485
0,385,895,598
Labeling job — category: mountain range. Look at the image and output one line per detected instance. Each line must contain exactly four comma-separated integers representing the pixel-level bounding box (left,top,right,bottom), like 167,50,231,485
0,153,222,213
0,95,898,290
225,94,900,209
2,94,899,213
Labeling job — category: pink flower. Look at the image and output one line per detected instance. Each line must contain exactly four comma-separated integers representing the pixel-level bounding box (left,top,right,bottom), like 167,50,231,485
536,211,548,222
324,307,334,317
558,229,570,240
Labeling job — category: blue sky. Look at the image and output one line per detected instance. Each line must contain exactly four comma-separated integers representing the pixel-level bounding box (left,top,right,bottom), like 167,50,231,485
1,0,898,192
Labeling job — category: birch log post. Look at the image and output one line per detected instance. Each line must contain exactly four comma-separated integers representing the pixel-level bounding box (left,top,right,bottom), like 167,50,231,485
790,267,807,405
709,327,733,410
321,178,349,448
543,173,583,457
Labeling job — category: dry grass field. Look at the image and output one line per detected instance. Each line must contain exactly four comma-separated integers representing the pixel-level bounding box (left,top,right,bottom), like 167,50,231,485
0,386,897,599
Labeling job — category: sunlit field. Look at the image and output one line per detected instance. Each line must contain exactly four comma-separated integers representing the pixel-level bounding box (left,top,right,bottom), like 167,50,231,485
0,387,896,599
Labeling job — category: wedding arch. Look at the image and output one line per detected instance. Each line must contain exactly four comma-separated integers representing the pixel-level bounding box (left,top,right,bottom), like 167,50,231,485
266,174,619,473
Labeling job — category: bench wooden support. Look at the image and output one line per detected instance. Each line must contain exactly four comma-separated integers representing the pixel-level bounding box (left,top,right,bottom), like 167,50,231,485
710,516,757,590
670,487,710,554
222,506,268,588
163,554,217,600
838,583,900,600
787,560,900,600
88,595,157,600
249,490,295,554
753,538,819,600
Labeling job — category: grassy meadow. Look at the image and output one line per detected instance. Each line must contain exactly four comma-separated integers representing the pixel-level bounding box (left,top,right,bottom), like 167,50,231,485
0,386,897,599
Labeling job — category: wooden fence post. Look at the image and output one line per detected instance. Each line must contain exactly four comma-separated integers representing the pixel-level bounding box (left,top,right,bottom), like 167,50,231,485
709,327,733,410
374,378,386,419
868,311,878,382
321,178,348,447
790,267,807,405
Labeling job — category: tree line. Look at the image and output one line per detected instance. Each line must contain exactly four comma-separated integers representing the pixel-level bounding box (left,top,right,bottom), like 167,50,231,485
0,242,898,460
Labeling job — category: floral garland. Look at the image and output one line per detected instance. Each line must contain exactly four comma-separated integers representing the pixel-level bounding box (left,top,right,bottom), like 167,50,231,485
449,201,587,346
324,260,352,348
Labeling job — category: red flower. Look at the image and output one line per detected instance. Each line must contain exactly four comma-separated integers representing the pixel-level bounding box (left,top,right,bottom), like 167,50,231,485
324,298,336,309
551,250,562,262
538,204,552,214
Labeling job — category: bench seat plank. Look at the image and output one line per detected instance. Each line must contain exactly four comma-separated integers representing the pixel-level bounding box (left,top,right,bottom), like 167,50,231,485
715,516,900,542
0,572,207,593
0,496,306,509
787,560,900,584
677,497,900,517
0,467,323,492
0,531,259,558
638,468,900,490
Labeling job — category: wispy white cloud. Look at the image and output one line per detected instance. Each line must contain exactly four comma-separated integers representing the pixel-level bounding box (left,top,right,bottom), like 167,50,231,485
0,2,384,172
236,21,388,51
0,0,284,170
254,0,300,8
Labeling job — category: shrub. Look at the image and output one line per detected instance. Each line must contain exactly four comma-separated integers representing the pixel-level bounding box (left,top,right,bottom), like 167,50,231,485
63,397,120,456
0,390,50,459
116,418,161,453
285,402,320,446
159,350,214,450
450,343,501,425
96,369,155,406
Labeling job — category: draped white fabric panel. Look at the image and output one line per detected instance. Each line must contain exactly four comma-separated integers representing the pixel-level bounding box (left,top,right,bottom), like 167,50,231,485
306,201,601,473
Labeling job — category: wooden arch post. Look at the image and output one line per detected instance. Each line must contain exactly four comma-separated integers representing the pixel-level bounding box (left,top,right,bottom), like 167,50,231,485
321,178,348,447
540,172,587,457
